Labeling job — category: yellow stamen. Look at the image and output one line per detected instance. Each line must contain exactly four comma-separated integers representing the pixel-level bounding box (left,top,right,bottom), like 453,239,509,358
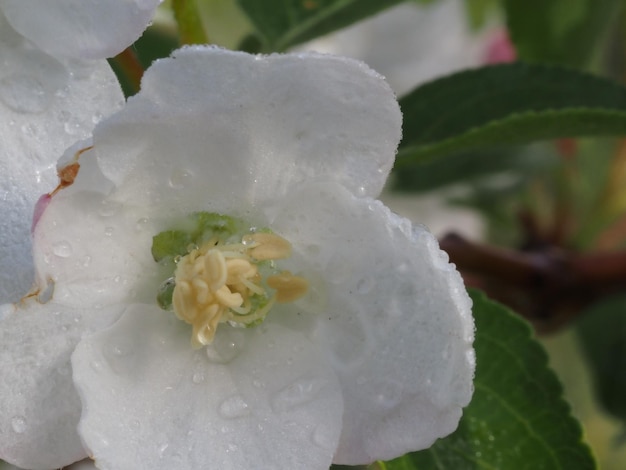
243,232,292,260
267,271,309,303
172,232,307,347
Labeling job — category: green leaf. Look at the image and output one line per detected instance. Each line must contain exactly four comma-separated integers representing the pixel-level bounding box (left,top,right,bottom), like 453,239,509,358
392,144,557,192
151,230,192,262
504,0,621,67
383,290,595,470
465,0,501,29
576,295,626,425
398,63,626,164
172,0,210,44
187,0,256,49
236,0,404,51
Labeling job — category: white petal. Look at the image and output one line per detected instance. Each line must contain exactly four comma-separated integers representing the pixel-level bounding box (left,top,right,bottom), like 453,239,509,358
31,180,161,308
0,0,161,60
0,12,124,304
267,182,475,464
302,0,489,96
0,300,122,469
92,46,401,215
72,305,344,470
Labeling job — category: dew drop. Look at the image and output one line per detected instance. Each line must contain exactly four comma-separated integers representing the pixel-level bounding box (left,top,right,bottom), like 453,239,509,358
99,200,120,217
205,328,246,364
219,395,250,419
272,377,325,412
373,380,403,409
52,241,73,258
20,122,38,137
63,118,81,135
135,217,149,232
112,343,129,356
312,425,334,450
168,168,193,189
129,419,140,431
356,277,374,294
11,415,27,434
82,255,92,267
158,442,169,457
104,226,114,237
226,443,238,453
192,371,205,384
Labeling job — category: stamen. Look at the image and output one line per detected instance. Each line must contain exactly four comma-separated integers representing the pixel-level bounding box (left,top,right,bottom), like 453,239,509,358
171,229,307,347
267,271,309,303
243,233,292,260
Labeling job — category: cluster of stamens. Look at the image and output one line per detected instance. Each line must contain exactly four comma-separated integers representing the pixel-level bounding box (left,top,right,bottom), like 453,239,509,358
171,232,308,348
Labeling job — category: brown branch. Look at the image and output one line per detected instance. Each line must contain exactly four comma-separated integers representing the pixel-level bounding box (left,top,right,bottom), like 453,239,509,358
440,233,626,333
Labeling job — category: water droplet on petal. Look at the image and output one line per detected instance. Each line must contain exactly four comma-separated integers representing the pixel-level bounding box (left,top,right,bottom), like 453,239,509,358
168,168,193,189
312,425,334,450
135,217,149,232
205,328,246,364
226,443,238,453
272,377,325,412
192,372,205,384
99,200,120,217
11,415,27,434
158,442,169,457
129,419,140,431
219,395,250,419
104,226,114,237
52,241,73,258
373,379,403,409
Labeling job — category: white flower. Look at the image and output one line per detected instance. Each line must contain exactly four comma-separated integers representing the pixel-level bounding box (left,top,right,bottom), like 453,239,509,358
1,47,474,469
0,0,161,304
0,0,162,60
302,0,491,96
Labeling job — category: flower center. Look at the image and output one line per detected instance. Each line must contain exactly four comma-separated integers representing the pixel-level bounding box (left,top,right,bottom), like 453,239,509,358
152,213,308,348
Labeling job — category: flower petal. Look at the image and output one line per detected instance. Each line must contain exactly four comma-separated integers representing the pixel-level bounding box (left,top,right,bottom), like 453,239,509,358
72,304,344,470
0,12,124,304
92,46,401,214
0,0,161,60
0,300,122,469
302,0,489,95
267,182,475,464
31,178,161,308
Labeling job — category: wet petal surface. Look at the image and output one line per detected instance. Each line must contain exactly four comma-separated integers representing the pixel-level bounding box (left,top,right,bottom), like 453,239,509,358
73,305,344,470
